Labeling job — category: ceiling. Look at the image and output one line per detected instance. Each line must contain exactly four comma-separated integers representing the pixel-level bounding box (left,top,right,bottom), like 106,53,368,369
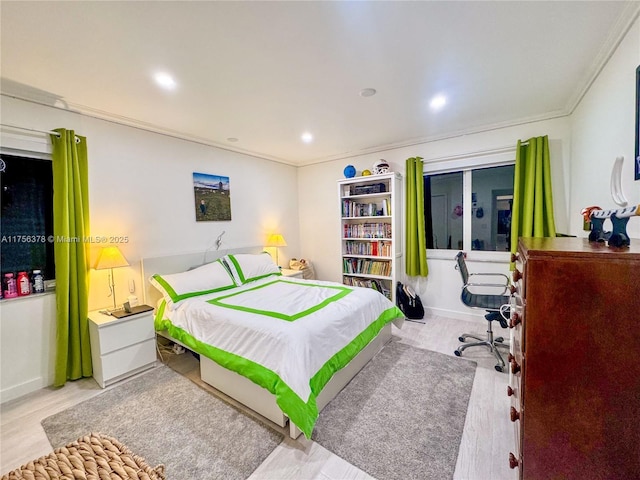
1,1,638,166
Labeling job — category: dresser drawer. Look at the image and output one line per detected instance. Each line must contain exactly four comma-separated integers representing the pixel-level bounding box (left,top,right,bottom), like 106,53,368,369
511,252,526,300
98,338,156,386
91,313,154,355
508,354,524,475
510,299,524,353
508,394,522,474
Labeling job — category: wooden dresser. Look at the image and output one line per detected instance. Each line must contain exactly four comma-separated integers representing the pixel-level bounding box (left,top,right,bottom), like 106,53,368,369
508,237,640,480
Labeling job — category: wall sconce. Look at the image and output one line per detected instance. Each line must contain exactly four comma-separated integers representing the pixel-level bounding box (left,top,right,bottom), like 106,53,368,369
215,230,226,250
204,231,226,263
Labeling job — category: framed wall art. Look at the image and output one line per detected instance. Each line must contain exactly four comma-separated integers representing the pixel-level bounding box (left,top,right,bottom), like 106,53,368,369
193,172,231,221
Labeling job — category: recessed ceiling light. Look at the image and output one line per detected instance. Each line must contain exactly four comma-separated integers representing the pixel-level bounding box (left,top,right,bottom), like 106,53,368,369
429,94,447,110
301,132,313,143
154,72,177,90
359,88,377,97
227,137,239,143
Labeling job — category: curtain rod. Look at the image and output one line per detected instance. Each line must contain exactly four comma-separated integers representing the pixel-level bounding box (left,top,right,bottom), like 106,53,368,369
1,123,80,143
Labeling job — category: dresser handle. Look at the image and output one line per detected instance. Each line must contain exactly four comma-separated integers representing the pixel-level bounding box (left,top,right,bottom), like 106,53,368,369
509,355,521,374
509,284,517,295
507,386,514,397
512,269,522,282
510,406,520,422
509,312,522,328
510,253,519,263
509,452,519,469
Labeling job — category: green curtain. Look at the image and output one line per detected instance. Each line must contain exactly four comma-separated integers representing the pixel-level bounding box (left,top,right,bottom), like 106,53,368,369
50,128,92,387
405,156,428,276
510,135,556,256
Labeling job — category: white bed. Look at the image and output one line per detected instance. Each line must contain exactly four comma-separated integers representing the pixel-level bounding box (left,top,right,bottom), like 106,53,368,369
141,247,403,438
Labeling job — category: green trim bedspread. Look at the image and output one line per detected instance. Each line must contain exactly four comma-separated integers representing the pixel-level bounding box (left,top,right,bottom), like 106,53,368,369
155,276,404,437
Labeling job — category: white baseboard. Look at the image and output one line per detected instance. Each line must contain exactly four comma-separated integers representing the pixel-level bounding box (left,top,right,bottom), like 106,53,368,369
424,306,486,324
0,376,48,405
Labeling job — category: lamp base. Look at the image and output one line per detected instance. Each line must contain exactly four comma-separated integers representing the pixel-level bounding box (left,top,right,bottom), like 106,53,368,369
105,267,120,313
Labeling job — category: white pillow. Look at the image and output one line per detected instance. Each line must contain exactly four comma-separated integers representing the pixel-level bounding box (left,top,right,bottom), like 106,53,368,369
150,259,236,308
223,252,281,284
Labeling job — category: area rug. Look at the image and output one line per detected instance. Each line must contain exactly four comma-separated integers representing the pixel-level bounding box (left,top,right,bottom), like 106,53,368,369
42,365,284,480
312,341,477,480
2,432,165,480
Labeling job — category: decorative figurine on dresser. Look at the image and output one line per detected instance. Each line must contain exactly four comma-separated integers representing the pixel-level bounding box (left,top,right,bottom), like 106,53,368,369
579,155,640,247
581,204,639,247
507,236,640,480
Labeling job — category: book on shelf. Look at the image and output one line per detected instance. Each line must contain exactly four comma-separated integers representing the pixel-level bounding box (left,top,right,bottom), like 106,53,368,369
342,276,391,299
342,258,392,276
342,223,392,239
342,199,387,218
343,240,392,257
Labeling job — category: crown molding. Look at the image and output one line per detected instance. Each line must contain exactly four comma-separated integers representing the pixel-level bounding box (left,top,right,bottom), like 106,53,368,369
0,92,298,167
564,1,640,115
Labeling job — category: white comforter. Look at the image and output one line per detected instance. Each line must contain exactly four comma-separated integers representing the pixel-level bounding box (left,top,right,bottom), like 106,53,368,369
155,275,404,436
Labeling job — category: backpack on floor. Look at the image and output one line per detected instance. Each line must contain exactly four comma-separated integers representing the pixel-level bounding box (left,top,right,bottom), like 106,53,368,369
396,282,424,320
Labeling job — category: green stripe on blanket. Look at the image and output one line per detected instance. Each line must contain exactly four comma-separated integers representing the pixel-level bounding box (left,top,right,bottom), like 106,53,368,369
155,303,403,437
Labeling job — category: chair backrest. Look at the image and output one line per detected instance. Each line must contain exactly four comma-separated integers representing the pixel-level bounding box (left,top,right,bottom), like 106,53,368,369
455,251,469,285
454,251,510,312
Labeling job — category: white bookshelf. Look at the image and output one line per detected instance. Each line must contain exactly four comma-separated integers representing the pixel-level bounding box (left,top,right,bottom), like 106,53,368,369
338,172,402,301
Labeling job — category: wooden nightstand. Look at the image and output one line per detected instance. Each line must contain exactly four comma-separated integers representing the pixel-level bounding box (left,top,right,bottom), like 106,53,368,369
88,309,156,388
280,268,304,278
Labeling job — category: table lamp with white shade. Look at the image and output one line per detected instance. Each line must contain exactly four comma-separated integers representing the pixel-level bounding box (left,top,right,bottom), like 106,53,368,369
265,233,287,267
95,245,130,311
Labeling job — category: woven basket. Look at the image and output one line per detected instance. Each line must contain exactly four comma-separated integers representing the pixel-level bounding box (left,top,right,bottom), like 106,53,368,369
2,432,165,480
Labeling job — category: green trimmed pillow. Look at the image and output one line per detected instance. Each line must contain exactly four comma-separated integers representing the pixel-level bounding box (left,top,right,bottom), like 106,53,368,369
150,259,236,308
223,252,281,284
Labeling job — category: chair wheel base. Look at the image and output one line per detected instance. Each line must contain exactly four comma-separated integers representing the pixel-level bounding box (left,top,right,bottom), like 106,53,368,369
454,350,462,357
495,365,504,372
458,336,466,342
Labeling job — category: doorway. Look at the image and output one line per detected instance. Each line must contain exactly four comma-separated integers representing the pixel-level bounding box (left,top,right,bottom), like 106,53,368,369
492,190,513,251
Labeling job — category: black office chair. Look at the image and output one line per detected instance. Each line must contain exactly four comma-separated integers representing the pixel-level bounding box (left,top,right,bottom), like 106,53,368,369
453,251,511,372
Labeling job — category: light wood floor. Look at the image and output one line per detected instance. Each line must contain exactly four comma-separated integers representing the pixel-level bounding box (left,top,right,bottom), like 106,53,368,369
1,314,516,480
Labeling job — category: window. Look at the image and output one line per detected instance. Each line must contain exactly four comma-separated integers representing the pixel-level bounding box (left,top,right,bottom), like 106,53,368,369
425,164,514,252
0,154,55,280
425,171,463,249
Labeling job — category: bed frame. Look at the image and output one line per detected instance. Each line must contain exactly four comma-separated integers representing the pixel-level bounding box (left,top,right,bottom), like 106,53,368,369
141,247,392,439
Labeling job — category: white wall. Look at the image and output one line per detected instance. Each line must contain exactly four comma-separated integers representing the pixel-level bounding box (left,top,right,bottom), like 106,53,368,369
570,16,640,238
84,114,300,308
0,95,299,401
299,117,572,321
0,293,56,401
